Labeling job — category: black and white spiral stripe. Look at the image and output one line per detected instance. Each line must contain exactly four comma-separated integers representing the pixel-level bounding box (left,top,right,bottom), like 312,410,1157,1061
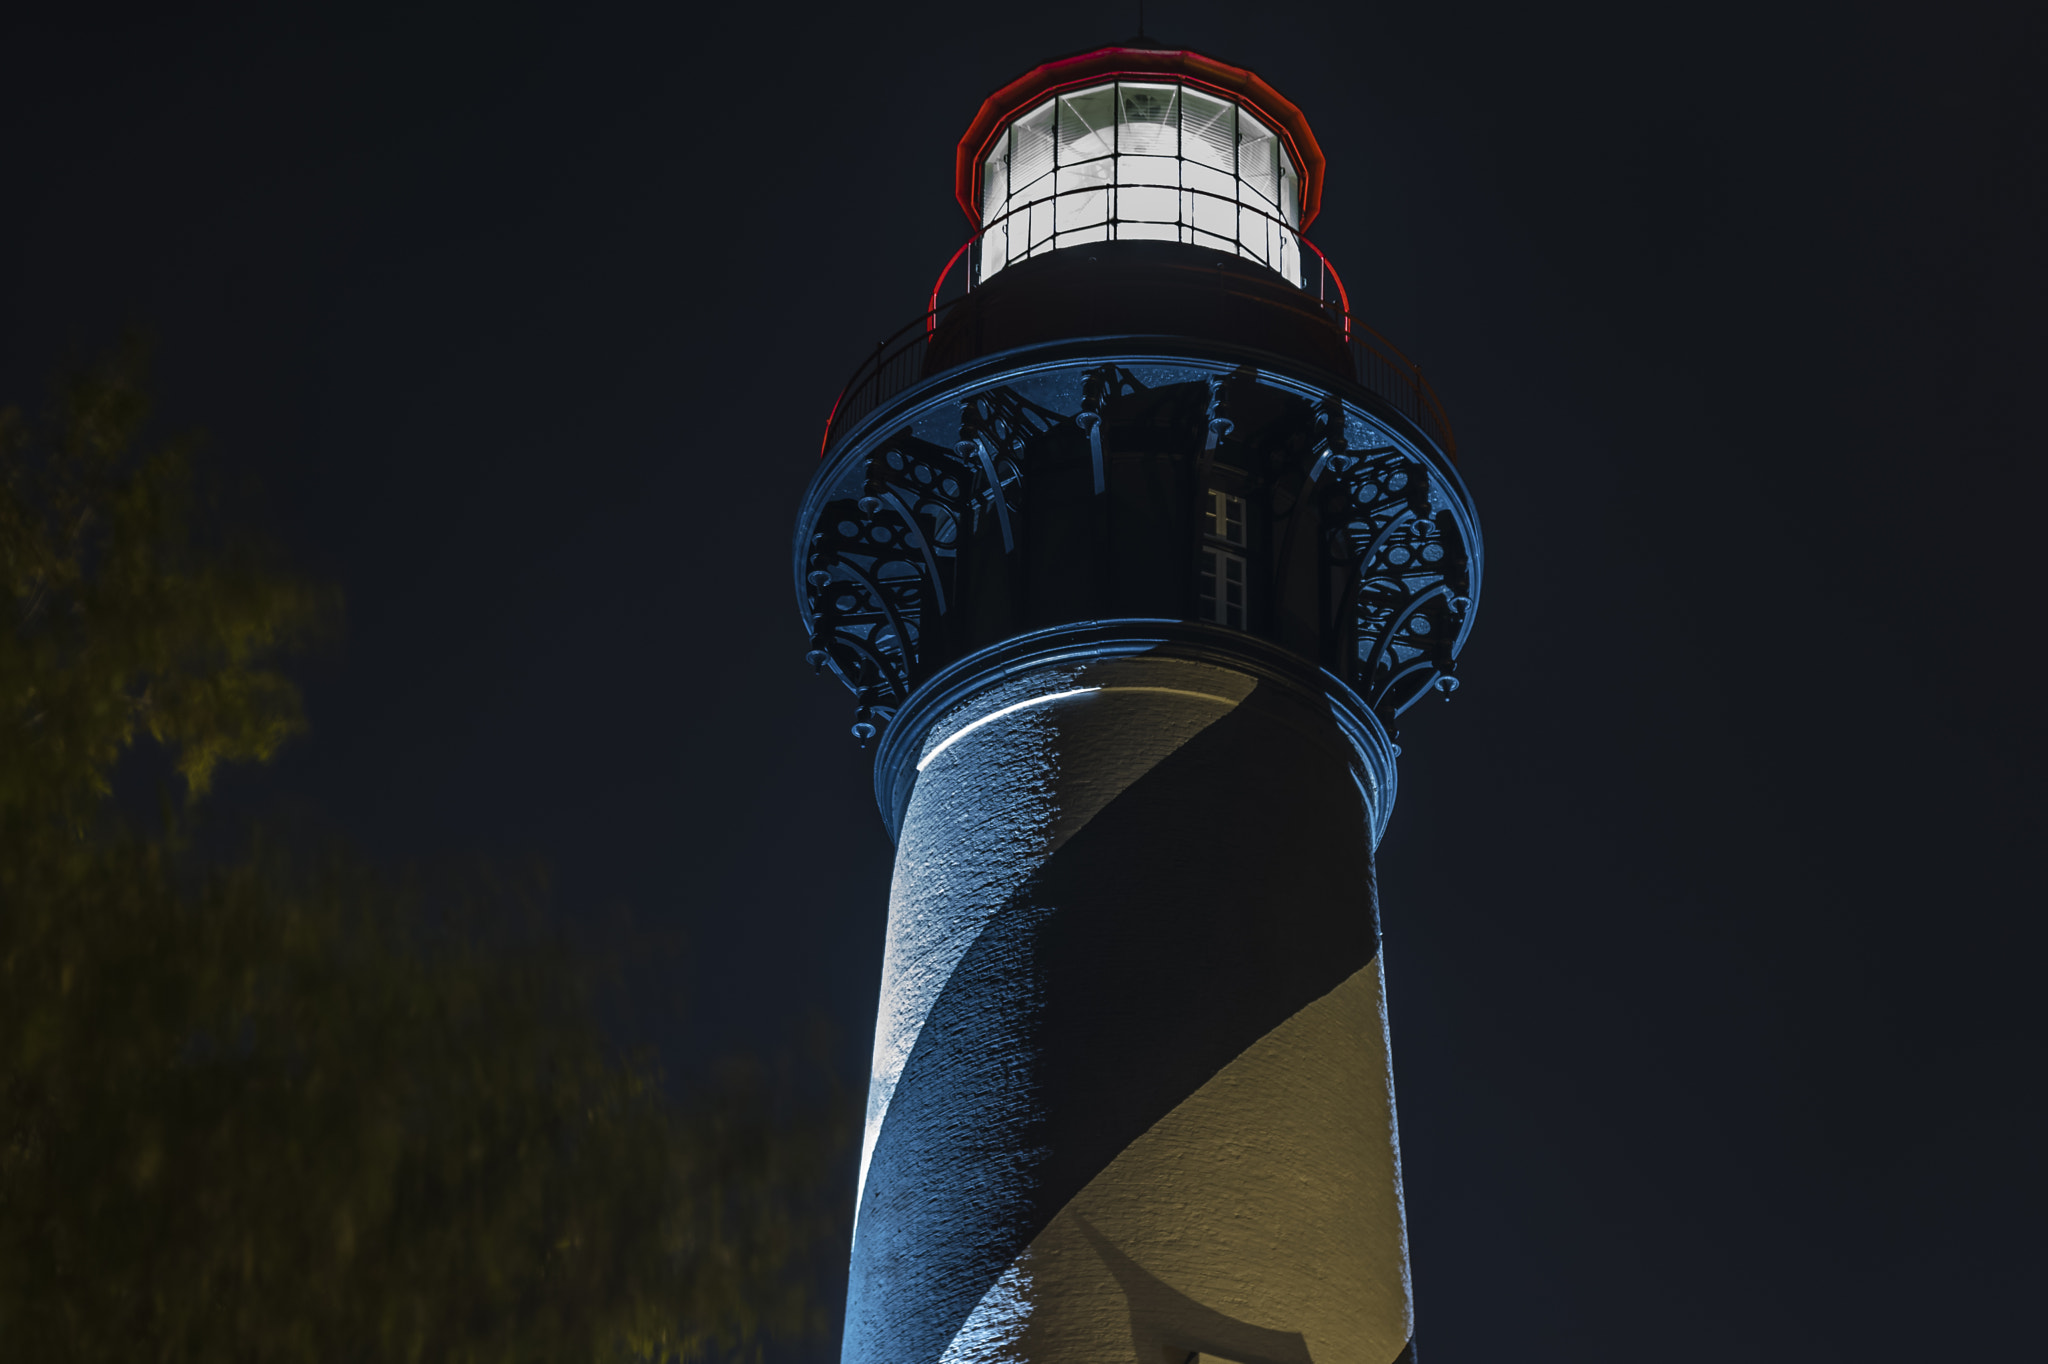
846,632,1416,1364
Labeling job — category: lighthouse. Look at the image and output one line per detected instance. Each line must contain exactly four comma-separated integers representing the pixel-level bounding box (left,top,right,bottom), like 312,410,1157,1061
796,41,1480,1364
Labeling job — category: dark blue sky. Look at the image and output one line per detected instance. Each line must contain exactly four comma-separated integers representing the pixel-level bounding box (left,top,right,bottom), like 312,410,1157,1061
3,2,2042,1359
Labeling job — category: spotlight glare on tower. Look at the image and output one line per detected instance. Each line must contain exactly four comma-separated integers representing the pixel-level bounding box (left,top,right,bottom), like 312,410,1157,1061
794,39,1483,1364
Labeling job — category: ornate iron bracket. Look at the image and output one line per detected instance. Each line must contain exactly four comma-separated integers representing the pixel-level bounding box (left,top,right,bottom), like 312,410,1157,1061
1327,447,1472,717
801,365,1475,744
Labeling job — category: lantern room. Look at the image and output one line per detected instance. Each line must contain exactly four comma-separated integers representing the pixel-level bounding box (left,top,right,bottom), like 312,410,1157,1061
956,45,1327,288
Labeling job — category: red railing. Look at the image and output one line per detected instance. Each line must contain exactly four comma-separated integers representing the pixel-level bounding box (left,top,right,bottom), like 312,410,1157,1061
821,194,1457,461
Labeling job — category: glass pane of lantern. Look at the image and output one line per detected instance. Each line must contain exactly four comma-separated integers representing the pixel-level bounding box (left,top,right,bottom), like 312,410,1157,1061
1057,153,1115,192
1183,161,1236,234
1011,102,1056,204
1058,86,1117,166
980,140,1008,282
1118,183,1177,230
1117,82,1178,156
1182,90,1235,171
1026,195,1055,256
1241,192,1282,267
1119,153,1177,188
1239,115,1279,208
983,141,1007,221
1056,173,1111,238
1046,124,1102,247
1061,219,1111,249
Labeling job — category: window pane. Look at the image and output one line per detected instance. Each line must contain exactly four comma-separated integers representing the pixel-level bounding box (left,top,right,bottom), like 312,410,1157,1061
1012,103,1054,194
980,222,1008,281
1013,169,1055,210
1198,544,1248,628
1205,491,1247,545
1182,90,1235,171
1239,116,1279,208
1056,184,1110,236
1117,183,1177,226
1239,213,1276,268
1222,553,1246,628
1056,159,1115,195
983,140,1007,221
1117,82,1178,156
1184,162,1236,238
1026,197,1055,252
1056,156,1112,238
1119,153,1178,188
1059,86,1117,164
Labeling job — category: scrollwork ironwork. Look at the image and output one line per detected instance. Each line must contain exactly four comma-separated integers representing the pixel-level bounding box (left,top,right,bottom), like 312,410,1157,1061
801,366,1476,743
1324,447,1471,718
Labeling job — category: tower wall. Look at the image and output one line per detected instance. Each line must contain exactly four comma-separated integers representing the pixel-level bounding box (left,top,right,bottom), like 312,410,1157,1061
847,634,1415,1364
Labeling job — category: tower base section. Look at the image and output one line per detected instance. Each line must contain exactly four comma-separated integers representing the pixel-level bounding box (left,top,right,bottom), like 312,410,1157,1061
848,626,1414,1364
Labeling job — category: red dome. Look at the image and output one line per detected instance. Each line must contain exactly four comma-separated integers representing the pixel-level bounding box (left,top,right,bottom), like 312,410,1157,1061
955,46,1327,229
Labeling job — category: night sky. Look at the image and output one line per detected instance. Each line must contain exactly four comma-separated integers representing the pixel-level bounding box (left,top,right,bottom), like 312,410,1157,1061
4,2,2043,1360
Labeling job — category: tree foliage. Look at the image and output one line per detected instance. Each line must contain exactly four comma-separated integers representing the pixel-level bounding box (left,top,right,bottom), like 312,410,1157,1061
0,340,322,828
0,344,839,1362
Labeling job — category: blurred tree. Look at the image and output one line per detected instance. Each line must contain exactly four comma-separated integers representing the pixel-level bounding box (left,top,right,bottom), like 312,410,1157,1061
0,342,839,1362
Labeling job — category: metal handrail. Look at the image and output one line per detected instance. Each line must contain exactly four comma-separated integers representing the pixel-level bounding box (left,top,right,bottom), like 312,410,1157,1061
1348,318,1458,462
817,303,965,459
822,200,1457,461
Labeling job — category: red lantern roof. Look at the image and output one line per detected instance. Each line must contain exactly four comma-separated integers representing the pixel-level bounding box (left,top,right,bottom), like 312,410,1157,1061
956,45,1327,229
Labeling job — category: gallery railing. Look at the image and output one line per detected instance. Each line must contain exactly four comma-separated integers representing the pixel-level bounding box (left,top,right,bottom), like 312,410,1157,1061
819,188,1457,462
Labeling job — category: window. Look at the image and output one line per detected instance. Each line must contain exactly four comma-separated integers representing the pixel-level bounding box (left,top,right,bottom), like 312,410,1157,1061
978,81,1303,285
1204,489,1246,546
1198,547,1247,629
1198,489,1248,629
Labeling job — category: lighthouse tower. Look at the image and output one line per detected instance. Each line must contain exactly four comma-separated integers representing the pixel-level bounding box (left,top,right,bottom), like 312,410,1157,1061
796,41,1481,1364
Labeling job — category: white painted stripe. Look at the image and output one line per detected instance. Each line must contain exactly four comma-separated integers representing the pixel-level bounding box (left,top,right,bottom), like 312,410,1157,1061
939,961,1410,1362
917,687,1101,771
917,686,1238,772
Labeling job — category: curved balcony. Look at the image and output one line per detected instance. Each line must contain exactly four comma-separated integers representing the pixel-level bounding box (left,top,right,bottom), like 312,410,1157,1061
820,191,1457,463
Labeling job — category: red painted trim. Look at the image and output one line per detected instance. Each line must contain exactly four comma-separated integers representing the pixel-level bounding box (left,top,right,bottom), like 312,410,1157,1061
928,238,975,336
956,47,1326,230
818,386,844,460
